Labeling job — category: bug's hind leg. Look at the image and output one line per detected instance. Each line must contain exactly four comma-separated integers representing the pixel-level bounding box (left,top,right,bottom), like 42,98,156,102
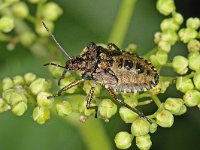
43,63,65,68
86,83,98,118
48,79,84,99
107,43,120,51
58,69,68,86
107,88,152,124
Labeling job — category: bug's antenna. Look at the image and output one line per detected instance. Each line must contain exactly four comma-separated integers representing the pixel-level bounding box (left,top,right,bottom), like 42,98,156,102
42,21,72,59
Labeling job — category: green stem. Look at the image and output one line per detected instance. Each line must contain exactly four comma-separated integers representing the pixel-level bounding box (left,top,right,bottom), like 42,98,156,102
138,99,152,106
164,62,172,67
151,95,161,107
137,92,151,99
183,71,194,79
143,47,158,59
108,0,137,47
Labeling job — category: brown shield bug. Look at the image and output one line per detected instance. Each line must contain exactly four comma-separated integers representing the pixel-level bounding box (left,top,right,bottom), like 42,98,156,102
42,22,159,124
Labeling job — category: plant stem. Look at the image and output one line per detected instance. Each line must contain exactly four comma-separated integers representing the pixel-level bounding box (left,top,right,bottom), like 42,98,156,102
151,95,161,107
108,0,137,47
143,47,158,59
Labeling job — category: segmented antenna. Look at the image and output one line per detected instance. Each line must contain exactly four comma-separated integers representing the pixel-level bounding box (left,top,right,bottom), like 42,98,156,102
42,21,71,59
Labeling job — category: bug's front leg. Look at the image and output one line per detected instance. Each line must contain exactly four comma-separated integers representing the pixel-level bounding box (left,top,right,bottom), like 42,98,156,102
107,43,120,51
58,69,68,86
43,62,65,69
107,88,152,124
86,83,98,118
48,79,84,99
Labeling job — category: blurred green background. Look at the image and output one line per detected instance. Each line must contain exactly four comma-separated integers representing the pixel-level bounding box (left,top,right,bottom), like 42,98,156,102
0,0,200,150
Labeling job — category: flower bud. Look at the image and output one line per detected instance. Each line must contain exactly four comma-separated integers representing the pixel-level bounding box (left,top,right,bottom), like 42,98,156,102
36,21,54,37
60,76,77,94
13,75,25,85
0,98,10,112
12,101,27,116
19,31,36,47
172,12,184,25
156,109,174,127
11,2,29,19
179,28,198,43
24,72,37,84
150,50,168,66
161,30,178,45
176,77,194,93
172,56,188,75
42,2,63,21
33,106,50,124
131,118,150,136
114,132,133,149
175,105,187,116
154,32,162,44
29,78,49,95
78,100,95,116
2,77,14,91
9,90,27,106
193,71,200,90
122,93,138,107
188,52,200,71
183,90,200,107
187,39,200,53
186,17,200,30
149,122,158,133
83,80,102,97
56,101,72,117
160,18,179,31
125,43,137,53
47,61,64,78
0,16,14,33
98,99,117,119
119,106,138,123
2,89,14,104
158,40,171,53
37,92,53,107
156,0,175,16
136,134,152,150
28,0,41,4
164,98,183,114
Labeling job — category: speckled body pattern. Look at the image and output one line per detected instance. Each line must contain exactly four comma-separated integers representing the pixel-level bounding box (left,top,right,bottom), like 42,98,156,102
66,42,159,93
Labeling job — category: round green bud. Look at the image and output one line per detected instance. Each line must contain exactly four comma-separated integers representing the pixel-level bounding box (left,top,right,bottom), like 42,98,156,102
176,77,194,93
154,32,162,44
29,78,48,95
0,16,14,33
156,109,174,127
13,75,25,85
42,2,63,21
83,80,102,97
114,132,133,149
11,2,29,19
24,72,37,84
98,99,117,119
164,98,183,114
188,52,200,71
183,90,200,107
4,0,19,2
9,90,27,106
161,30,178,45
119,106,138,123
125,43,137,53
131,118,150,136
193,71,200,90
28,0,41,4
36,21,54,37
122,93,138,107
19,31,36,47
0,98,11,112
136,134,152,150
158,40,171,53
175,104,187,116
172,12,184,25
150,80,170,94
172,56,188,75
2,77,14,91
150,50,168,66
32,106,50,124
60,76,77,94
187,39,200,53
78,100,95,117
12,101,27,116
56,101,72,117
37,92,53,108
178,28,198,43
2,89,14,104
47,61,64,78
149,121,158,133
156,0,175,16
160,18,179,31
186,17,200,30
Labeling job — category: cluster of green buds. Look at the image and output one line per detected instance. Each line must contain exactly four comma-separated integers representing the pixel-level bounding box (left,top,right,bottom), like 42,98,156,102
0,0,62,53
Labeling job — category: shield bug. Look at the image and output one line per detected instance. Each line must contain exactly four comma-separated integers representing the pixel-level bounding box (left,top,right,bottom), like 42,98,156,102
42,22,159,124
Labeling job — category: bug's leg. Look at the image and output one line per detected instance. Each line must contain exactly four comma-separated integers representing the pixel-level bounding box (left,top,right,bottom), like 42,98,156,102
58,69,68,86
86,83,98,118
43,63,65,69
107,43,120,51
107,88,152,124
48,79,84,99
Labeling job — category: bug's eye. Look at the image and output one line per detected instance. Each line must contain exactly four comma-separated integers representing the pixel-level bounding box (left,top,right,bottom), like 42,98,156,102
87,42,96,50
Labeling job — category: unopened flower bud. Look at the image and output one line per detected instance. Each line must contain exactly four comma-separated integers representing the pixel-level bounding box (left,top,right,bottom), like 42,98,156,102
28,0,41,4
37,92,53,107
131,118,150,136
188,52,200,71
36,21,54,37
11,2,29,19
12,101,27,116
156,0,175,16
160,18,179,31
149,121,158,133
175,105,187,116
150,50,168,66
136,134,152,150
154,32,162,44
29,78,49,95
183,90,200,107
0,16,14,33
179,28,198,43
33,106,50,124
172,56,188,75
2,77,14,91
19,31,36,47
161,30,178,45
56,101,72,117
60,77,77,94
193,71,200,90
122,93,138,107
164,98,183,114
176,77,194,93
172,12,184,25
9,90,27,106
99,99,117,119
187,39,200,53
158,40,171,53
119,106,138,123
78,100,95,117
186,17,200,30
13,75,25,85
114,132,133,149
24,72,37,84
156,109,174,127
0,98,10,112
83,80,102,97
